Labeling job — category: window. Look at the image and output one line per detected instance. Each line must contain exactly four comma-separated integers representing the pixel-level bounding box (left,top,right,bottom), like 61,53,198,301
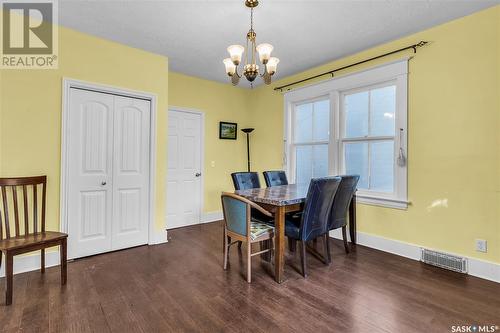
292,99,330,185
284,60,408,209
341,84,396,193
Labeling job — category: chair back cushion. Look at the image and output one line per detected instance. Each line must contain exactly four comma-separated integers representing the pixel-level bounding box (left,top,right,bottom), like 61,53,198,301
263,171,288,187
231,172,261,190
221,195,248,236
299,177,341,241
328,175,360,230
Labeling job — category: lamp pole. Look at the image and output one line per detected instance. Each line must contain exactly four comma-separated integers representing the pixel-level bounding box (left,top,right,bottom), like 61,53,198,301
241,128,254,172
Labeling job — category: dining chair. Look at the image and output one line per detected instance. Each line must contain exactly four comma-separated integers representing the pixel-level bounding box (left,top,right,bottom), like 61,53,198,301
263,171,288,187
221,193,274,283
0,176,68,305
231,172,261,190
285,177,341,277
326,175,360,260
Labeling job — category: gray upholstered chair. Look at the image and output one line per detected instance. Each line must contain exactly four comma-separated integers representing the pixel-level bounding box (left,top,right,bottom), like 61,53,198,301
221,193,274,283
326,175,359,259
263,171,288,187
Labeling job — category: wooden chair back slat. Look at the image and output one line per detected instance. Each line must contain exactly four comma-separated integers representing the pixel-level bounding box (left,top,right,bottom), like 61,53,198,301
41,182,46,232
33,184,38,234
2,186,10,239
0,198,3,240
23,185,29,234
0,176,47,238
12,186,20,237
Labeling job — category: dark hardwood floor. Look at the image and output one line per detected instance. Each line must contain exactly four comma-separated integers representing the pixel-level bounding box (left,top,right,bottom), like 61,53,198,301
1,221,499,332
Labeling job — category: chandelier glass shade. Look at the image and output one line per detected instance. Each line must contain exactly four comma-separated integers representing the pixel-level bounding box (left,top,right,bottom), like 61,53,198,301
223,0,279,86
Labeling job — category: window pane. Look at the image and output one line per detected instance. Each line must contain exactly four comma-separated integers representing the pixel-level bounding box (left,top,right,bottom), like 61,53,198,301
296,146,312,185
313,100,329,141
345,142,368,189
345,91,368,138
296,144,329,185
312,145,328,178
370,141,394,192
294,103,312,143
371,85,396,136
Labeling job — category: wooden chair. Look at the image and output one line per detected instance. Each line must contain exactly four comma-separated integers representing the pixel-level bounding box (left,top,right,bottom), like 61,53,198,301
221,193,274,283
0,176,67,305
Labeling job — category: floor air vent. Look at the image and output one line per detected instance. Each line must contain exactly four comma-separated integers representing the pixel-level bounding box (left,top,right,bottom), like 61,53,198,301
421,248,467,273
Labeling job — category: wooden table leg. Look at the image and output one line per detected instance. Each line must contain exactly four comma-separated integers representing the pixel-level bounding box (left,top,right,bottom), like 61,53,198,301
348,195,357,245
274,206,285,283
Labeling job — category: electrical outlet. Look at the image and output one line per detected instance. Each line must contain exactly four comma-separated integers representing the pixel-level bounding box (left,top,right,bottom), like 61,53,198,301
475,239,487,253
210,160,216,167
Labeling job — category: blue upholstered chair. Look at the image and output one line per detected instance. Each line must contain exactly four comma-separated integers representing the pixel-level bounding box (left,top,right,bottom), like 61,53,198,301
221,193,274,283
326,175,359,259
285,177,341,277
231,172,261,190
263,171,288,187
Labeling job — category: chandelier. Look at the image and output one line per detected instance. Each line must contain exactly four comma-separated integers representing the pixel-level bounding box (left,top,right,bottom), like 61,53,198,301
223,0,279,86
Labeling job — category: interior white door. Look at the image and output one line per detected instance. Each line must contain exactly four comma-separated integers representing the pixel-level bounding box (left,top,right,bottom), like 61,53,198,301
67,89,114,258
67,88,151,259
166,110,202,229
111,96,150,250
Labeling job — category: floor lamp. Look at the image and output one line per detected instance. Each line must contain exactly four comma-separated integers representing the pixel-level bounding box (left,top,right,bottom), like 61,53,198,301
241,128,254,172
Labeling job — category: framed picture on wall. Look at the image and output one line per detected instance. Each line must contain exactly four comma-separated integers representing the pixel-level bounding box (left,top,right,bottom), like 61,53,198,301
219,122,237,140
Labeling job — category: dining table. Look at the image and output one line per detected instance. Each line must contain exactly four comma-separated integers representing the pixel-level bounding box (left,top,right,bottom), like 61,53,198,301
234,183,357,283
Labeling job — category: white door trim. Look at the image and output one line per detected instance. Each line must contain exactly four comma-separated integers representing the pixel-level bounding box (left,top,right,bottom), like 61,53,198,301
167,106,205,228
60,78,163,256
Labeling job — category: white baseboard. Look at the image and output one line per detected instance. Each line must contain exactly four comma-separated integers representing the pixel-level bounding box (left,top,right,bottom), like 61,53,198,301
149,229,169,245
1,230,169,278
330,229,500,283
0,250,61,278
201,211,223,224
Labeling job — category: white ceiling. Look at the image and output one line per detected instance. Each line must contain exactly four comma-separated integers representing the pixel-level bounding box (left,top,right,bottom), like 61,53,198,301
59,0,498,87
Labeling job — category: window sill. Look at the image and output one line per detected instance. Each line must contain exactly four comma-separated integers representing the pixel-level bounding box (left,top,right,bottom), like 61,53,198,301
355,194,409,210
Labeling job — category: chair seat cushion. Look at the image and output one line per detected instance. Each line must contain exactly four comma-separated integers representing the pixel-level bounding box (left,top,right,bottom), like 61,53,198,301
285,216,301,240
0,231,67,251
250,221,274,240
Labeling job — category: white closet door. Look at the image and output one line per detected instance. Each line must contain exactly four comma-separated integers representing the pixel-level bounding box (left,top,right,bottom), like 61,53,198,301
67,89,151,259
111,96,150,250
166,110,202,229
67,89,114,258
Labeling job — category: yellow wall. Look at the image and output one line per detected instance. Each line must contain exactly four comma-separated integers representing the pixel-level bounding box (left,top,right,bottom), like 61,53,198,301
168,72,253,213
247,6,500,263
0,27,169,233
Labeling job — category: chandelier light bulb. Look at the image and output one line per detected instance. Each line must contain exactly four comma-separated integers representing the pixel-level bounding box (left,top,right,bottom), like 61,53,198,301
256,43,273,63
223,58,236,76
227,45,244,65
266,57,280,75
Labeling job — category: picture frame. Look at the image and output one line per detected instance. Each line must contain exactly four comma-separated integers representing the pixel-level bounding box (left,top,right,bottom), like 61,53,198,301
219,122,238,140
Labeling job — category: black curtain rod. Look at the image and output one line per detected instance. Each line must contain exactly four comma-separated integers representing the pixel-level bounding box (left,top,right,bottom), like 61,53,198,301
273,41,429,92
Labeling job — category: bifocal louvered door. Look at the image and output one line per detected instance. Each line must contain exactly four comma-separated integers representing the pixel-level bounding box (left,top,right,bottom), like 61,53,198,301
67,88,150,259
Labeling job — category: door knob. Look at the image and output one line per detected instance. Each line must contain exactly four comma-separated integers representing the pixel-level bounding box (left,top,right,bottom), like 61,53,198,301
101,181,107,186
195,173,201,177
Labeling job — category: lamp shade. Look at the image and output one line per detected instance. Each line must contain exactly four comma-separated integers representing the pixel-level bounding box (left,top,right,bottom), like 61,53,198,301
256,43,273,63
227,45,244,65
266,57,279,74
223,58,236,76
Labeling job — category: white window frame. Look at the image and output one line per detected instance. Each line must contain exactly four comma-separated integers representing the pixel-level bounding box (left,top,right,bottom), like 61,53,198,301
283,59,409,209
289,96,331,184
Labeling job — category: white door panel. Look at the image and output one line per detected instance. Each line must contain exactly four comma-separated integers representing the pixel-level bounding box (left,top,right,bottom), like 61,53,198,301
111,96,150,249
167,110,202,229
68,89,114,258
